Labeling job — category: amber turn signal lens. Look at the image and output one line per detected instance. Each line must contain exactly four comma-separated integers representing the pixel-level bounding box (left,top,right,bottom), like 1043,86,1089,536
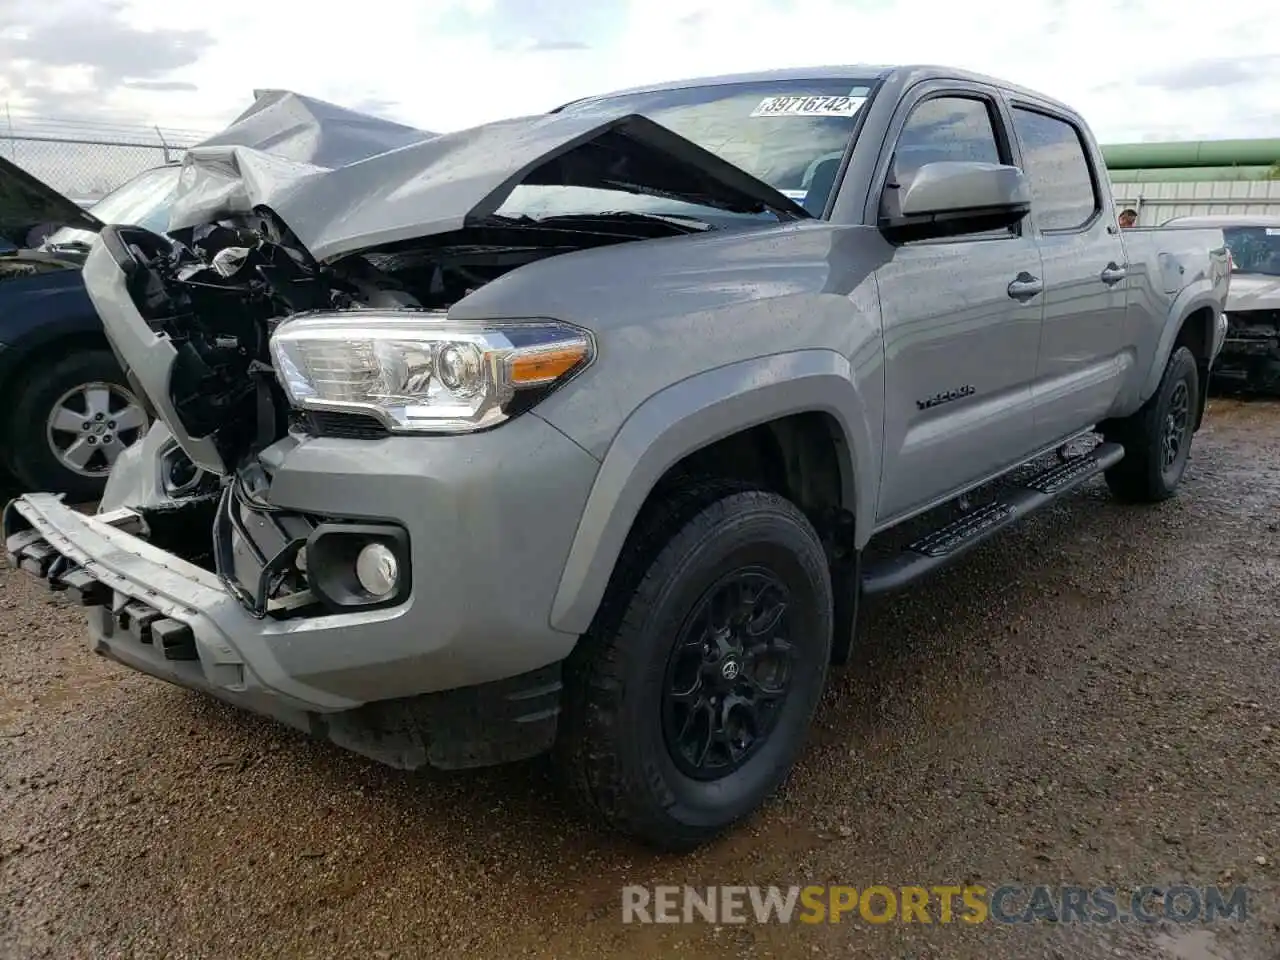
509,342,590,386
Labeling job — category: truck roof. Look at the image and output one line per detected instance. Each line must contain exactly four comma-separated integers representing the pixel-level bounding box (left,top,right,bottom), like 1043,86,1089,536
556,64,1081,118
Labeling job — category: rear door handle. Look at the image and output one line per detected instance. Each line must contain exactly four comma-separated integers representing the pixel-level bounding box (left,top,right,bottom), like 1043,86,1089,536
1100,263,1127,285
1007,272,1043,301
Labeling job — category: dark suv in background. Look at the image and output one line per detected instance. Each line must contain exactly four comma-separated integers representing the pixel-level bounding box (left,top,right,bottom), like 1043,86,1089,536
0,159,180,499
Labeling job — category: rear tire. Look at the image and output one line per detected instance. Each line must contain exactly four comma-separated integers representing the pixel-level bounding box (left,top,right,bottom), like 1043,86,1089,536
555,482,833,851
1103,346,1199,503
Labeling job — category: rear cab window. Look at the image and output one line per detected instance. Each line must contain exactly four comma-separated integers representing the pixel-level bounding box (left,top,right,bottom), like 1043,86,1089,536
1009,107,1100,232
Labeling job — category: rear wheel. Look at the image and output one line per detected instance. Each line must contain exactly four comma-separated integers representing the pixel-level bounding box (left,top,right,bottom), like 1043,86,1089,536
8,349,148,501
1103,346,1199,503
555,483,833,851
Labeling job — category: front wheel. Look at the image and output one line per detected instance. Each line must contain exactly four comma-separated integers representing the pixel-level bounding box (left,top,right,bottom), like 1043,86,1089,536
1103,345,1200,503
555,484,833,851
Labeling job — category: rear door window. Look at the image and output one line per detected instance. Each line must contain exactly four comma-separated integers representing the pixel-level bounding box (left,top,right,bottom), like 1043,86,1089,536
1010,108,1100,231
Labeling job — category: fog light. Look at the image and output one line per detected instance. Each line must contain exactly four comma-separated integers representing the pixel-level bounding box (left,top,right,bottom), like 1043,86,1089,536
305,522,410,611
355,542,398,598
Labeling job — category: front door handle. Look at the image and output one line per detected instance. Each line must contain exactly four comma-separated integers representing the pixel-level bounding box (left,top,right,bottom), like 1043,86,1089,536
1007,272,1043,301
1100,262,1127,285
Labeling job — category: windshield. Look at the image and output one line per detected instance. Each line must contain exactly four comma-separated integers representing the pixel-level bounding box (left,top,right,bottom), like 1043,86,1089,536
44,164,182,249
498,78,876,223
1223,226,1280,277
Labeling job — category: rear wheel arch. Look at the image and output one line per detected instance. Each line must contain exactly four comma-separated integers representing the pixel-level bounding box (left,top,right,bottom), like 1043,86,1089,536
1171,306,1214,430
1139,292,1218,407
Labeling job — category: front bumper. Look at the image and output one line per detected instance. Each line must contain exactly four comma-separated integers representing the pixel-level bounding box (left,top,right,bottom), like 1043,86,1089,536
1213,309,1229,362
1211,311,1280,391
4,412,601,768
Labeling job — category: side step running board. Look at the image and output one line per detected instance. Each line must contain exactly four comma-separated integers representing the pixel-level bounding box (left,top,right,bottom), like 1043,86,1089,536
861,441,1124,597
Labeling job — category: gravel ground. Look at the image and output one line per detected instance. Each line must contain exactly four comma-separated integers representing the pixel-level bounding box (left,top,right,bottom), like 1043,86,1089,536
1,399,1279,960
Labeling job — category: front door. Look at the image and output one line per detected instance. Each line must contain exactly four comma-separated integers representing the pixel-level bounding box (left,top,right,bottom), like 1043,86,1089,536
872,88,1045,524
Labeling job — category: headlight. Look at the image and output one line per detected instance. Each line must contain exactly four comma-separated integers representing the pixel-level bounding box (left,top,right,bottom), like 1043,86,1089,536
269,311,593,433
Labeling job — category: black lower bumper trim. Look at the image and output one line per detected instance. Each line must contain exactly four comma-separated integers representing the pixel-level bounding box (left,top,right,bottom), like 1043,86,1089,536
60,567,110,607
152,619,198,661
315,662,565,771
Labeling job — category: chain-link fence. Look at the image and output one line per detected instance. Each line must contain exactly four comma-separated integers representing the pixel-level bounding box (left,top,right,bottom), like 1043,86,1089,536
0,114,212,204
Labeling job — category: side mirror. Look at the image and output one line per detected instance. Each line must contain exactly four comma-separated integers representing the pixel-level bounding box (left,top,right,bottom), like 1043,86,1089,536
879,161,1031,244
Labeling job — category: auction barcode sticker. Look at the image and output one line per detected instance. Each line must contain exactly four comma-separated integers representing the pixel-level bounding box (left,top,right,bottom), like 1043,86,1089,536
751,95,866,118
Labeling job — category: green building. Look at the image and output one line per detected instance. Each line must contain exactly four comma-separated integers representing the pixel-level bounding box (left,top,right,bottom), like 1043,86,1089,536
1101,138,1280,225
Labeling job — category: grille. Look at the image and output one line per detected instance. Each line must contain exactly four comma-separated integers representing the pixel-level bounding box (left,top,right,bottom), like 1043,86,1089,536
1228,310,1280,335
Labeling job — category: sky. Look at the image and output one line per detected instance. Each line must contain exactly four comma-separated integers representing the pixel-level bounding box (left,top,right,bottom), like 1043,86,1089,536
0,0,1277,146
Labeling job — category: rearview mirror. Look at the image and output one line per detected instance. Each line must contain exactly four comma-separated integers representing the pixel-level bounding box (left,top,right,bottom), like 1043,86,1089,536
879,161,1031,244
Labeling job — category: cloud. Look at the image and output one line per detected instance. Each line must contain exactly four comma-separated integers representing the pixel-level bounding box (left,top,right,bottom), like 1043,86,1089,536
347,97,403,119
0,0,212,117
0,0,1275,149
123,79,199,92
521,38,591,52
1138,55,1280,93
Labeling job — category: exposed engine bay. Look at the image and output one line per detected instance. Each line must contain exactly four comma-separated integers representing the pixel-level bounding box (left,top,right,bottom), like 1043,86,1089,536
104,205,707,619
116,206,708,474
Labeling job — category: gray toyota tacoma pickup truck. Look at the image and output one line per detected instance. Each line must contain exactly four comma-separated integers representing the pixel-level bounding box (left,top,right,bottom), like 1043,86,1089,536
4,65,1230,850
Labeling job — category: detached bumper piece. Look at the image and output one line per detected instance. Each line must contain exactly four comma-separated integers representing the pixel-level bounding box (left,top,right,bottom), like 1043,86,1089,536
5,505,198,661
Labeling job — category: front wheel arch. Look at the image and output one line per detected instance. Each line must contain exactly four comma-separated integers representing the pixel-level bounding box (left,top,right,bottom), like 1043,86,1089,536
547,351,873,637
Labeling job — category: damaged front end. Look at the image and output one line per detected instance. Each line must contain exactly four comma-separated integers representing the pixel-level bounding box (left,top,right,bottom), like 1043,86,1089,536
73,102,806,622
3,90,814,771
1213,309,1280,394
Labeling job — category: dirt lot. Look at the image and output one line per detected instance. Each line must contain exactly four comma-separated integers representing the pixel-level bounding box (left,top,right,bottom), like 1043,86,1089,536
1,399,1279,960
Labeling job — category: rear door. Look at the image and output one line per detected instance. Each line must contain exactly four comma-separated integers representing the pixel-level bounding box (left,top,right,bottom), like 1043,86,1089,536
871,82,1045,524
1006,103,1132,443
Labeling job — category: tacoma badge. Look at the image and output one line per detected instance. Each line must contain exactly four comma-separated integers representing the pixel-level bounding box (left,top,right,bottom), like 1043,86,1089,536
916,385,976,410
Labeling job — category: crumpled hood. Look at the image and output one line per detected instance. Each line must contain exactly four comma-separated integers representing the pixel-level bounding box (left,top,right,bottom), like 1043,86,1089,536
166,89,437,243
167,99,809,263
1226,273,1280,312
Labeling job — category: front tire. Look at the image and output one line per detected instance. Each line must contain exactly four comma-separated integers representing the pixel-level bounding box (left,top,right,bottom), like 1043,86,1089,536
1103,345,1200,503
555,484,833,851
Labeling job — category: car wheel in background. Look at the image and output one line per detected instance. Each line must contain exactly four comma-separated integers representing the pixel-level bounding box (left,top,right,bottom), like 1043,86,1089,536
7,349,149,502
